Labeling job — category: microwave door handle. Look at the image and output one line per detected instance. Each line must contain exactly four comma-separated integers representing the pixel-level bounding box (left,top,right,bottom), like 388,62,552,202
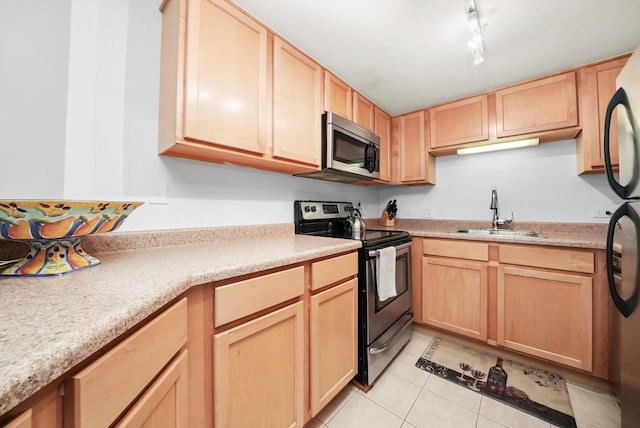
364,143,376,173
606,203,640,318
604,87,630,198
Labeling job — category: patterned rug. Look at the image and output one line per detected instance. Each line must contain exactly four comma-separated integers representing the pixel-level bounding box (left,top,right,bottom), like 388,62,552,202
415,337,577,428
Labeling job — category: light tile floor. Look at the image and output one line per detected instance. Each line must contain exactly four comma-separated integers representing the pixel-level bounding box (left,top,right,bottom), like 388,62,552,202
309,330,621,428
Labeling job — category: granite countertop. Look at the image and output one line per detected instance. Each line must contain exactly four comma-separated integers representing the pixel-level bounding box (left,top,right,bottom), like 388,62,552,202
0,219,608,416
0,224,360,416
368,219,608,250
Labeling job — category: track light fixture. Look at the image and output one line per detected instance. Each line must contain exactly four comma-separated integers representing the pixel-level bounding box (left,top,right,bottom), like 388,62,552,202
466,0,485,65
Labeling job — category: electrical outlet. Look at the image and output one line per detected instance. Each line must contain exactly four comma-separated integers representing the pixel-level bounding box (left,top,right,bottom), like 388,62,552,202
422,207,433,218
592,208,613,218
404,208,415,218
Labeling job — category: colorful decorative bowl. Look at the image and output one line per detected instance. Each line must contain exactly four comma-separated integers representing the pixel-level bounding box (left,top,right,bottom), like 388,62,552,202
0,200,143,276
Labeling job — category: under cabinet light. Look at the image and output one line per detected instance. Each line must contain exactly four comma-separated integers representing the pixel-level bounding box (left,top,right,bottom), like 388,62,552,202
456,138,540,156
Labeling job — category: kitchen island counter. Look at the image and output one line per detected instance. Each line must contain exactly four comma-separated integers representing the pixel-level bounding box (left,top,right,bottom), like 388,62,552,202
0,224,360,417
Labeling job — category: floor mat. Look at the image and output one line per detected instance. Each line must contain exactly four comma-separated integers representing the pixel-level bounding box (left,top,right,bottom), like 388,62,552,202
415,337,577,428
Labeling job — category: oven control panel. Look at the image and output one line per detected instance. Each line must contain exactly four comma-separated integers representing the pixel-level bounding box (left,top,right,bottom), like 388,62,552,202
296,201,353,221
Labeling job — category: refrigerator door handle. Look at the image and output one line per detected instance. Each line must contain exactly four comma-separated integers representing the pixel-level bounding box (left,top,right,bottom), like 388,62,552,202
604,87,631,198
606,203,640,318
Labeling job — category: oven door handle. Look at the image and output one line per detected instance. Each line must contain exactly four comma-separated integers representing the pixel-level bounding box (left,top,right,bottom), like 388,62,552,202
368,242,412,257
369,312,414,354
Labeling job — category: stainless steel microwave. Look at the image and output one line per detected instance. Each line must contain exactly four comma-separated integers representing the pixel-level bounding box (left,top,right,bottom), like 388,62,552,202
295,112,380,183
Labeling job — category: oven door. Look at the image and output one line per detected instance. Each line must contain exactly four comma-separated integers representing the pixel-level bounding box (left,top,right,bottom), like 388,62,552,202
365,241,413,344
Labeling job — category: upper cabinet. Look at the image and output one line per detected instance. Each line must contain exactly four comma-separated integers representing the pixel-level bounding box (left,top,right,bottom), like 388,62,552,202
375,107,391,182
324,71,352,119
391,110,436,185
353,92,375,132
429,95,489,150
272,37,323,166
495,72,578,138
577,54,630,174
159,0,321,175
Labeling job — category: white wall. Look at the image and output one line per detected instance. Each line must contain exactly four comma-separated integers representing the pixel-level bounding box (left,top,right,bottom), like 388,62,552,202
0,0,622,232
0,0,71,199
1,0,378,231
379,139,622,224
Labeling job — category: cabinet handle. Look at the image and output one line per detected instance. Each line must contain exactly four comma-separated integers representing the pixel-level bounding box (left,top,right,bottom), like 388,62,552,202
604,87,639,199
606,203,639,318
369,312,414,354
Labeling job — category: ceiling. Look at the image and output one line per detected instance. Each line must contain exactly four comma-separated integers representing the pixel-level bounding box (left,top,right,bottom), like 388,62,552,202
232,0,640,116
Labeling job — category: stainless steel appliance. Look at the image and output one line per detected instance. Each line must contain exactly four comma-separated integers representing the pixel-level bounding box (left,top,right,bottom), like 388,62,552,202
294,200,413,386
295,112,380,183
603,44,640,426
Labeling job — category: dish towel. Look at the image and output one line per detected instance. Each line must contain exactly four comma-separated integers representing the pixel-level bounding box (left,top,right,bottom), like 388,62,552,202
376,246,397,301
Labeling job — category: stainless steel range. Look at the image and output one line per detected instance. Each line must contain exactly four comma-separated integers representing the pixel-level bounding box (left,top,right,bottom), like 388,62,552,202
295,200,413,387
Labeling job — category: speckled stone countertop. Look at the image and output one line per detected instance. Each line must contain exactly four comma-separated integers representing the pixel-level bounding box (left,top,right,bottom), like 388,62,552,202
367,219,608,250
0,223,360,416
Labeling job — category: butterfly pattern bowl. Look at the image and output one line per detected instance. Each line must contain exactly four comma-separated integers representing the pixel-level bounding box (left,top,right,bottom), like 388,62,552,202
0,200,143,276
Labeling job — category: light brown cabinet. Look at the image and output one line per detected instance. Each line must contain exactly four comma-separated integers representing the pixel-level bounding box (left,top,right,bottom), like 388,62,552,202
159,0,321,175
1,410,31,428
391,110,435,184
309,279,358,415
324,71,352,119
64,298,188,427
375,107,391,182
497,266,593,371
416,238,609,378
429,95,489,150
115,350,189,428
495,72,578,138
577,55,629,174
272,37,323,166
212,251,357,426
353,92,375,132
214,302,304,428
422,240,488,341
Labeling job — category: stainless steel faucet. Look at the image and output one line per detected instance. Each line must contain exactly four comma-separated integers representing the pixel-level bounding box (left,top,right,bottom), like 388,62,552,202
490,188,513,229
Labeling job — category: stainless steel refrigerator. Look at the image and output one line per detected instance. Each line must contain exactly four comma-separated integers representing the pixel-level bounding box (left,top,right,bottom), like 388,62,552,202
604,43,640,427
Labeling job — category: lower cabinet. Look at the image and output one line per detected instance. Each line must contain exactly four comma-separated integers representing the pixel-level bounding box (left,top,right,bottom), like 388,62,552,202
115,350,189,428
64,298,188,427
211,250,358,427
497,265,593,371
418,238,606,378
309,278,358,415
213,302,304,428
422,257,488,341
1,410,31,428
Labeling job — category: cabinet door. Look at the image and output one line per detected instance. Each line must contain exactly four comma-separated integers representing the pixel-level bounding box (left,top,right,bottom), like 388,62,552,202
115,351,189,428
422,257,488,341
310,278,358,415
324,71,352,119
184,0,268,154
273,37,322,166
397,110,435,183
64,299,187,428
495,72,578,138
1,410,31,428
353,92,375,132
429,95,489,149
214,302,304,428
375,107,391,182
577,56,628,173
497,266,593,371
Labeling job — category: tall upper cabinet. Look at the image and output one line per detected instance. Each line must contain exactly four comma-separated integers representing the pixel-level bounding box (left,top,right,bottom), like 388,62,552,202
577,54,630,174
158,0,321,174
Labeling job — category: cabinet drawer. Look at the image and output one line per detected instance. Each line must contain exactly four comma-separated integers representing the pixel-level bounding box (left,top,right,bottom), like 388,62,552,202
423,239,488,261
65,298,188,428
215,266,304,326
499,245,594,274
2,410,31,428
310,252,358,292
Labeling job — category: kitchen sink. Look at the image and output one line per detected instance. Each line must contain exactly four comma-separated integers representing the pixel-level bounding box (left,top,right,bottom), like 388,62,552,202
452,229,544,238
